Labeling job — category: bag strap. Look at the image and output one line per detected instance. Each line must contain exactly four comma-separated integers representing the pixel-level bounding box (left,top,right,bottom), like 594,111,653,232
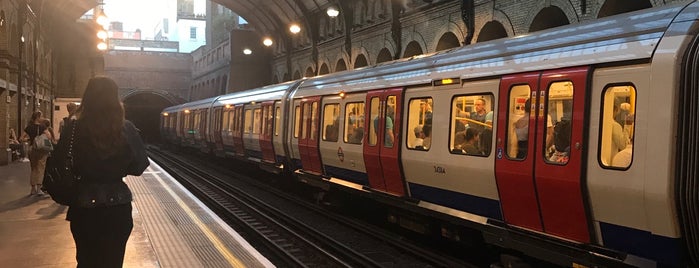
67,120,77,167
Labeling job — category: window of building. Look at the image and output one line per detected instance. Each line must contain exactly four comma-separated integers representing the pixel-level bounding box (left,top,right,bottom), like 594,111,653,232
450,95,494,156
506,85,532,160
544,81,574,165
322,104,339,142
600,84,636,169
344,102,365,144
406,98,433,150
190,27,197,39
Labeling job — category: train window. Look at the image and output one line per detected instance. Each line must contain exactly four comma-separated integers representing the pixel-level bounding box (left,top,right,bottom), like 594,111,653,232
384,96,396,148
264,105,273,136
344,102,365,144
222,109,230,131
406,98,433,150
294,105,301,138
322,104,340,142
506,85,532,160
275,106,281,136
368,97,380,146
301,103,310,139
253,108,262,134
244,109,252,133
193,112,201,134
544,81,574,165
450,94,493,156
311,102,319,140
600,84,636,169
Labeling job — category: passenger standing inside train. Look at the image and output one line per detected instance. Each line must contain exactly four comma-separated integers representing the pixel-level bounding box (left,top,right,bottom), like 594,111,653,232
66,76,149,268
20,111,51,196
514,99,531,159
374,106,395,147
610,104,628,159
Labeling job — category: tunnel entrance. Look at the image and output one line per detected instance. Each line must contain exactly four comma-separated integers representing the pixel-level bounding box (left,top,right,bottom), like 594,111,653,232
123,93,175,144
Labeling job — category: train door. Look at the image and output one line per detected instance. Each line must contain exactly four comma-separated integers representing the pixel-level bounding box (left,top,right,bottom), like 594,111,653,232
298,96,323,174
495,67,591,243
233,105,245,156
363,88,405,196
260,101,276,163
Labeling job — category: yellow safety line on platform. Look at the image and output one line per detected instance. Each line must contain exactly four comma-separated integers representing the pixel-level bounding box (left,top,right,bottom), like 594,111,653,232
151,172,246,268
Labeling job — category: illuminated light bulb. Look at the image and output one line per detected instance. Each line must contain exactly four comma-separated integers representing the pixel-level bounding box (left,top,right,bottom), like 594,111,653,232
243,48,252,55
289,24,301,34
263,38,273,47
97,42,108,51
327,7,339,18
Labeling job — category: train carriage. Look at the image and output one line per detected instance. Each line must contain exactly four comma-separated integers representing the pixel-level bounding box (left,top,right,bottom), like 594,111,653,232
162,2,699,267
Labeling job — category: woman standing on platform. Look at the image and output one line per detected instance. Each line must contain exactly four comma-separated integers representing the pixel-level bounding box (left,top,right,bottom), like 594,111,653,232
65,76,149,268
20,111,51,196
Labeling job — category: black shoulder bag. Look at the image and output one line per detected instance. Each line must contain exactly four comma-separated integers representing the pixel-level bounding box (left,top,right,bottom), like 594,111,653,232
43,120,79,206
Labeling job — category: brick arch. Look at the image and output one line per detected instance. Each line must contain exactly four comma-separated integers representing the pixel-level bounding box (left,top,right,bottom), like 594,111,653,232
477,21,508,43
434,31,461,52
354,54,368,68
430,21,465,52
318,63,330,75
272,74,279,84
403,41,424,58
475,8,515,41
333,50,350,72
292,70,302,80
524,0,578,33
335,58,347,72
405,31,428,55
596,0,652,18
376,48,393,64
304,66,314,78
352,46,370,68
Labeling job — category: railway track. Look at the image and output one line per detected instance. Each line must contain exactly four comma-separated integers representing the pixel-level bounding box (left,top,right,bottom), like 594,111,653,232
148,146,476,267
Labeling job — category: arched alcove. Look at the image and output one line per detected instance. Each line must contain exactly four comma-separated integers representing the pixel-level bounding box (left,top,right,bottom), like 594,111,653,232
477,21,508,42
529,6,570,32
319,63,330,75
598,0,652,18
376,48,393,64
335,59,347,72
354,54,368,68
435,32,460,51
403,41,423,58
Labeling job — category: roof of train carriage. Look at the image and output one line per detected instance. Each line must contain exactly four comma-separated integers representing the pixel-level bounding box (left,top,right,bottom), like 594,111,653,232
292,1,699,98
214,80,301,107
162,95,221,113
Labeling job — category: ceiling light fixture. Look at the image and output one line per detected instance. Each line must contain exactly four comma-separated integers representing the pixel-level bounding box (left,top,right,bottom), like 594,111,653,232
289,24,301,34
327,7,339,18
263,38,273,47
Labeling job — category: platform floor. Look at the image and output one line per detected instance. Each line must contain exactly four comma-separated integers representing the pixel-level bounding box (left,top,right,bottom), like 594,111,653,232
0,160,274,268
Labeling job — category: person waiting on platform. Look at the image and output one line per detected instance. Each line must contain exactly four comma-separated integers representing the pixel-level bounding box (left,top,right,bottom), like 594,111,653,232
65,76,149,268
21,111,51,196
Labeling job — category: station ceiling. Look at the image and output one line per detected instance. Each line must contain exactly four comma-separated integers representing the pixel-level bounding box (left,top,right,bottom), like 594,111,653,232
38,0,331,37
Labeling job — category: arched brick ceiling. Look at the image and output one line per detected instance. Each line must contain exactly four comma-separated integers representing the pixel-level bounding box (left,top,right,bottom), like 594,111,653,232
215,0,334,36
30,0,99,21
38,0,335,38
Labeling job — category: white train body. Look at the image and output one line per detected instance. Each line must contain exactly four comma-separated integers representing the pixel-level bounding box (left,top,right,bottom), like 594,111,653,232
161,2,699,267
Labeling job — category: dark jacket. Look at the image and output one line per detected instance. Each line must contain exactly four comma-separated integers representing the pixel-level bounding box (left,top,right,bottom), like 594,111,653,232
68,120,149,211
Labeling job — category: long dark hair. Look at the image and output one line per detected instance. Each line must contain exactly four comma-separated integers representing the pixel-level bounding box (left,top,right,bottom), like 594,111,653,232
76,76,125,156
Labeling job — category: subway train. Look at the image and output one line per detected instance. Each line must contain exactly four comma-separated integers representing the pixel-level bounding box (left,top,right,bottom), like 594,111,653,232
161,2,699,267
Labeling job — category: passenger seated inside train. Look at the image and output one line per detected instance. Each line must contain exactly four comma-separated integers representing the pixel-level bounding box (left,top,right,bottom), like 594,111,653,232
462,128,481,155
548,119,572,164
413,125,425,150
